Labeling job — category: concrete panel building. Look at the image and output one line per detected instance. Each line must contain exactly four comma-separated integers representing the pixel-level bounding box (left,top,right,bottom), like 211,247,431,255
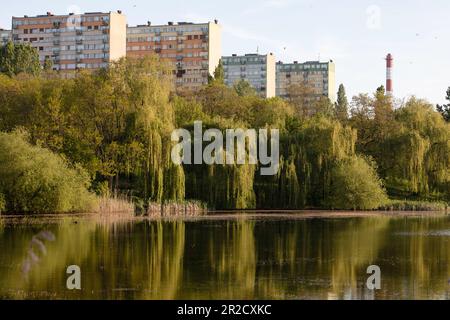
127,20,221,91
11,11,127,75
1,29,11,46
276,60,336,103
222,53,276,98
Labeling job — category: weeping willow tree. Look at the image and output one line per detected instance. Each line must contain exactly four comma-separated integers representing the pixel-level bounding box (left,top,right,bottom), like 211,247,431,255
380,98,450,200
183,122,257,210
1,56,447,211
256,116,358,209
51,56,187,203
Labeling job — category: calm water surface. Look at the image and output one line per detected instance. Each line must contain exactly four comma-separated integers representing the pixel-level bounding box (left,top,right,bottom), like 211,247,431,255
0,212,449,300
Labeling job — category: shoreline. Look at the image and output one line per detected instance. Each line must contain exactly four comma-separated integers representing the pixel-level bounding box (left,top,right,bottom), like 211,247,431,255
0,209,448,224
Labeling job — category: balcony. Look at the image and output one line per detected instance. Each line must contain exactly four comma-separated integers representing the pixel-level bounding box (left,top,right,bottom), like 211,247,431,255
102,29,108,34
53,31,60,36
76,49,83,54
53,40,60,45
76,29,83,36
76,39,83,45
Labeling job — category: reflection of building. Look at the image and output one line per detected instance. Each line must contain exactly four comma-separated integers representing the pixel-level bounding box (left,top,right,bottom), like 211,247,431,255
0,28,11,45
11,11,127,74
127,21,221,91
222,53,276,98
276,60,336,103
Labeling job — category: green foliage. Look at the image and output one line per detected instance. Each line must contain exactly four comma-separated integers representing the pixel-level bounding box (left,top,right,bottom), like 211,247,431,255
256,116,358,209
43,56,53,71
335,84,349,121
350,91,450,202
0,57,448,211
0,130,97,213
233,79,256,97
436,87,450,122
0,41,41,77
328,156,388,210
209,60,224,84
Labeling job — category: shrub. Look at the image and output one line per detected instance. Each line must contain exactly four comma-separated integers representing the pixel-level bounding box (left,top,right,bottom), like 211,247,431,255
328,156,388,210
0,130,97,213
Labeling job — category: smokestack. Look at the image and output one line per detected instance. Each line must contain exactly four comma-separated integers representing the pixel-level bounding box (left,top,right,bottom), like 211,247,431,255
386,53,393,95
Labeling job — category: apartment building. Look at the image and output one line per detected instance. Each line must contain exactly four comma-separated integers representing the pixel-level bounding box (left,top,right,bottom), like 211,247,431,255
0,29,11,45
222,53,276,98
127,20,221,91
276,60,336,103
11,11,127,74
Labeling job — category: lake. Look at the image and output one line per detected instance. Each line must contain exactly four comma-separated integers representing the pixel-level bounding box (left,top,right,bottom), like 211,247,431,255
0,211,449,300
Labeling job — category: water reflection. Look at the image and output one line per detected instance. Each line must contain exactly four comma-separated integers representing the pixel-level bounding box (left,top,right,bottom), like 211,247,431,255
0,214,449,299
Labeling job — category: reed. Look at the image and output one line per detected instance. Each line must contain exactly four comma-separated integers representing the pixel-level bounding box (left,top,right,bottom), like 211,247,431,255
379,199,448,212
146,200,207,217
97,196,135,215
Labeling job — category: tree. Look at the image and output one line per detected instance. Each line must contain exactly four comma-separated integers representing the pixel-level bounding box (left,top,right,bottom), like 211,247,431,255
286,82,316,117
0,41,41,77
233,79,256,97
328,156,387,210
0,130,97,213
43,56,53,71
313,96,334,118
209,60,224,84
335,84,348,121
436,87,450,122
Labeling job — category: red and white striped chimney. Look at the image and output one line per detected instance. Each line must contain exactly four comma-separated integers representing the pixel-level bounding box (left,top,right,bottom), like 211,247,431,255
386,53,393,95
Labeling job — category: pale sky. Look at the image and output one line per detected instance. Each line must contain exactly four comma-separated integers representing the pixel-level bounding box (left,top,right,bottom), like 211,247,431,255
1,0,449,105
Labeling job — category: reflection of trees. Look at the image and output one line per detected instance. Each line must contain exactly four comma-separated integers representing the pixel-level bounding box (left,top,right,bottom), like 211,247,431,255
249,218,390,299
378,217,450,299
328,218,390,299
0,217,98,299
0,216,449,299
206,218,256,299
0,218,186,299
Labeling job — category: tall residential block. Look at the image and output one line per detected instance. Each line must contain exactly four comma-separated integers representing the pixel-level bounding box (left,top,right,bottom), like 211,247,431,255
222,53,276,98
11,11,127,74
276,60,336,103
0,29,11,45
127,21,221,91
